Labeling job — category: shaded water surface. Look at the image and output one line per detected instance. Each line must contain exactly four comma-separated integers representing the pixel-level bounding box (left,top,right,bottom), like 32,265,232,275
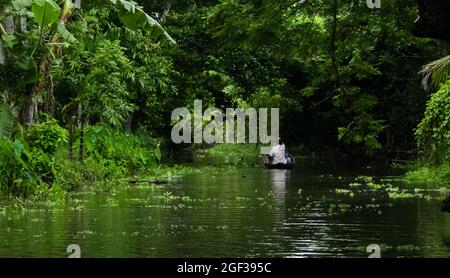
1,164,450,257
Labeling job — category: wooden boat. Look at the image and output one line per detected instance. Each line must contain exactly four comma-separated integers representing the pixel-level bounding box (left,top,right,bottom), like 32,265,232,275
265,163,294,169
264,153,295,169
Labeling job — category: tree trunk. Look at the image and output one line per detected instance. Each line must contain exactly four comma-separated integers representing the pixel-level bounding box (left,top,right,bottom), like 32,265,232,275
0,41,4,65
124,113,133,132
78,103,84,161
68,124,75,160
78,125,84,162
24,101,35,126
33,0,74,119
34,56,54,115
22,85,36,126
329,0,340,88
0,15,14,65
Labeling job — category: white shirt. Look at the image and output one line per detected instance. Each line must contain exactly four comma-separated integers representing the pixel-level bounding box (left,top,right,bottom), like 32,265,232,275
269,144,286,164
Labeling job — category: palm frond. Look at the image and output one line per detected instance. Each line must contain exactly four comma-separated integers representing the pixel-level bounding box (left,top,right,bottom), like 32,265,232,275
420,55,450,91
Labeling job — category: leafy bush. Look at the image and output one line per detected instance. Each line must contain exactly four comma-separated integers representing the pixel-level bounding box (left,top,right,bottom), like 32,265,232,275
403,165,450,185
0,139,39,198
416,80,450,165
57,157,126,192
84,125,161,174
26,118,68,184
27,117,68,155
29,148,57,184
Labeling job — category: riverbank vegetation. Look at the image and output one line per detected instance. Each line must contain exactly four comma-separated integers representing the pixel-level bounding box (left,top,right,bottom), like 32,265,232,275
1,0,450,200
404,79,450,185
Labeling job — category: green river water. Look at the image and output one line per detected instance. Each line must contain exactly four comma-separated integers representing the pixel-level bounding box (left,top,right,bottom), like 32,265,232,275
1,164,450,258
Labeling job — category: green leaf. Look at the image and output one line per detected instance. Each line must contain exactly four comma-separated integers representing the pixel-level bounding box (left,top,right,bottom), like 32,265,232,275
154,144,161,161
17,56,36,70
2,34,18,48
0,104,14,139
110,0,175,44
12,0,32,10
56,23,78,43
13,139,24,157
32,0,61,27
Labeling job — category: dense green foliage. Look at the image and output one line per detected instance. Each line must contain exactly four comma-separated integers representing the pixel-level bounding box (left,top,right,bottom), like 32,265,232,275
403,164,450,185
0,138,38,197
158,0,447,155
0,0,170,198
1,0,450,197
406,80,450,185
416,80,450,165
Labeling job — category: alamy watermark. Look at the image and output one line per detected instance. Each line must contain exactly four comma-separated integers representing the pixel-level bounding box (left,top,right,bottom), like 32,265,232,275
67,244,81,258
367,0,381,9
367,244,381,258
171,100,279,154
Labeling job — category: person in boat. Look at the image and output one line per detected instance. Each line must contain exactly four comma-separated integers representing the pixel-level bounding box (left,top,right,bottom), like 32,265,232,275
268,137,287,165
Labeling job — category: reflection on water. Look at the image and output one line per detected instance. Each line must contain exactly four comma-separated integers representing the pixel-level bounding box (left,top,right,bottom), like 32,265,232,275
0,166,450,258
270,169,289,204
